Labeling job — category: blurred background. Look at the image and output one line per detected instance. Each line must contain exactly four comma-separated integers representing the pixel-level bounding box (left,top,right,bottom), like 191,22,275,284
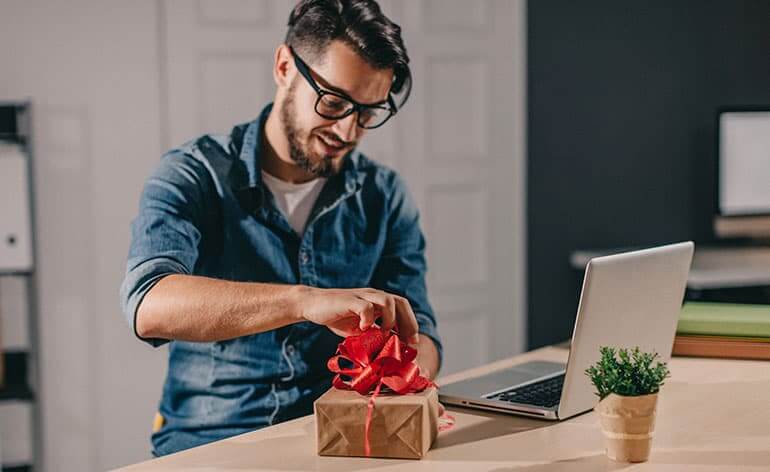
0,0,768,470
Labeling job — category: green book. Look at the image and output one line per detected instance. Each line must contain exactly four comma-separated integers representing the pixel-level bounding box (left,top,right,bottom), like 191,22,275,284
677,302,770,338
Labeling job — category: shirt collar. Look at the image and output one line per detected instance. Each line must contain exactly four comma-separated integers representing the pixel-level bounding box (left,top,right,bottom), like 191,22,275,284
236,104,270,191
238,103,365,195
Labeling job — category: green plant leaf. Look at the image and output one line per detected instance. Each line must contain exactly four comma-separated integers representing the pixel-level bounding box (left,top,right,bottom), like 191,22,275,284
584,346,670,400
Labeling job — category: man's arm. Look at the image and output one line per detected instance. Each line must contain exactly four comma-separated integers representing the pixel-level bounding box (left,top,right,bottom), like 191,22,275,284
121,151,421,346
136,274,421,343
136,275,303,341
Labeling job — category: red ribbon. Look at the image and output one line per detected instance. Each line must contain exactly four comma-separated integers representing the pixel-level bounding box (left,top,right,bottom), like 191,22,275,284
327,327,435,456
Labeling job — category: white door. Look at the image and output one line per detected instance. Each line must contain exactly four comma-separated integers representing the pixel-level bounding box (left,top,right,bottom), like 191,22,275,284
162,0,527,374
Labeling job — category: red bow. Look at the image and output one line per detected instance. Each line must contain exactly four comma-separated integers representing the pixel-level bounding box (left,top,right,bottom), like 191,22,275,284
327,327,435,456
327,327,433,395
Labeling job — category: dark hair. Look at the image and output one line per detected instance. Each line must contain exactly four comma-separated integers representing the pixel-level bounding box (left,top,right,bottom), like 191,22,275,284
286,0,411,105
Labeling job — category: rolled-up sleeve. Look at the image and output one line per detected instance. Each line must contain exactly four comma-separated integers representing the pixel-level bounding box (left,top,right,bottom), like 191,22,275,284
119,150,212,347
370,174,443,367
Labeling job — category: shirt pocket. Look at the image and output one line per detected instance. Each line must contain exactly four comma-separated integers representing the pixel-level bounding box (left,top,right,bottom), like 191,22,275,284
209,333,281,382
316,233,383,287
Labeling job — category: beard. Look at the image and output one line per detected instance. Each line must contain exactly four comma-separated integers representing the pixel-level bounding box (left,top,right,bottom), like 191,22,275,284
280,83,344,178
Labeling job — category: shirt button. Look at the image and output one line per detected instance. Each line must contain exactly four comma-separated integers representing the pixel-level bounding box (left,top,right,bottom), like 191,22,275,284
286,344,295,355
300,252,309,264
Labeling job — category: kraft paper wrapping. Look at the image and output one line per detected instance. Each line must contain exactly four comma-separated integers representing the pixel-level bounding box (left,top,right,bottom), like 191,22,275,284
314,387,439,459
596,393,658,462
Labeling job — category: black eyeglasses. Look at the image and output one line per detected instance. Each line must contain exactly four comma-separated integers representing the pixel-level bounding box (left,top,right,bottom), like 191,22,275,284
289,46,398,129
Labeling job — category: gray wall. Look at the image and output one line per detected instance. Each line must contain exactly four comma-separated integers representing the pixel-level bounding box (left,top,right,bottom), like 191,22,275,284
0,1,527,469
527,0,770,348
0,1,166,469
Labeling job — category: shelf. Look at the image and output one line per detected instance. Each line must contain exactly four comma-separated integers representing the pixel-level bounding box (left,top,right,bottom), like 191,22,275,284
686,285,770,304
0,351,34,402
2,464,32,472
0,383,34,402
0,101,38,472
0,271,34,278
570,245,770,294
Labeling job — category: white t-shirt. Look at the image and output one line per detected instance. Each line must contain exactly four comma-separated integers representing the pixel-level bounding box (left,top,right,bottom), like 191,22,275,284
261,171,327,235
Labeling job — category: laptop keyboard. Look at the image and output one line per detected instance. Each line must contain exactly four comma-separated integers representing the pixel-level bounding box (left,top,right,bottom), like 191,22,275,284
489,374,565,408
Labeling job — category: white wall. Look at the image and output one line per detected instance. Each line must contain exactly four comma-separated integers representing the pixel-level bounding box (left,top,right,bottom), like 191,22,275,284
0,1,167,470
0,1,527,470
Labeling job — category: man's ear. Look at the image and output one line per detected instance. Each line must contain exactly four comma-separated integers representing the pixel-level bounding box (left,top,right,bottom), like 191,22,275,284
273,44,294,89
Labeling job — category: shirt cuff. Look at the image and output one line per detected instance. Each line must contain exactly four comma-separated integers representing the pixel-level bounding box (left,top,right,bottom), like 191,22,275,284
120,257,190,348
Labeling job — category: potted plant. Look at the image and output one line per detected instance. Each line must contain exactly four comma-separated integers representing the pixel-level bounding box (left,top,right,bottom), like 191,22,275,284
585,346,670,462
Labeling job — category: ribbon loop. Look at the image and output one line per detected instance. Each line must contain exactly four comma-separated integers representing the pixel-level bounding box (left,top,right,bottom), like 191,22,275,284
328,327,434,396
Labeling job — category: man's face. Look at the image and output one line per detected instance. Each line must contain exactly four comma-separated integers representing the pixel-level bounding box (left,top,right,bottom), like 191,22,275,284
279,40,394,177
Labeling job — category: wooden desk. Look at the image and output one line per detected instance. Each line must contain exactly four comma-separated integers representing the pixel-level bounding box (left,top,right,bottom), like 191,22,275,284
115,346,770,471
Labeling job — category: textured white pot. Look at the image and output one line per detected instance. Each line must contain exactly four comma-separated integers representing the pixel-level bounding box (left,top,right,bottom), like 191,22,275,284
595,392,658,462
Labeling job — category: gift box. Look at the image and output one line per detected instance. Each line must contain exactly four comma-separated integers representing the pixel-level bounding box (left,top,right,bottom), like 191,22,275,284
315,386,439,459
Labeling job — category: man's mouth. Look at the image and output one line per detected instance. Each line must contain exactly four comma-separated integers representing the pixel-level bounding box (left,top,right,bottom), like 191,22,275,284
316,133,350,153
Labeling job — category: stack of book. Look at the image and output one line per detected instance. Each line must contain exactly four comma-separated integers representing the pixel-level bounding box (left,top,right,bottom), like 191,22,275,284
673,302,770,360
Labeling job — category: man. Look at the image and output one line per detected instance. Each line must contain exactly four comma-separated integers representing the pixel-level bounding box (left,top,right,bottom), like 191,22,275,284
120,0,442,457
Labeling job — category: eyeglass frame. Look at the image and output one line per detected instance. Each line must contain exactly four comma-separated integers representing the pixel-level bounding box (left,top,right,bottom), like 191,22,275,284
289,46,399,129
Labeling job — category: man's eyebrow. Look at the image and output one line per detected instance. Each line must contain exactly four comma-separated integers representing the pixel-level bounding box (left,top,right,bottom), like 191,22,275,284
310,66,390,106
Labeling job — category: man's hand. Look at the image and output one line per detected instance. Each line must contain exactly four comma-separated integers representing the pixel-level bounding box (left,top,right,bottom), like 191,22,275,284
297,286,420,344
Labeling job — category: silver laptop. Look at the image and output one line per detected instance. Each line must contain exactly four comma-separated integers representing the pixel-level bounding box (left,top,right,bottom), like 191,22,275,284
440,242,694,420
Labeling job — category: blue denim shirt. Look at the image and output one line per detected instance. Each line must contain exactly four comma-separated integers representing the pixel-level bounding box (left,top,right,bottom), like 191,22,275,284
119,105,441,456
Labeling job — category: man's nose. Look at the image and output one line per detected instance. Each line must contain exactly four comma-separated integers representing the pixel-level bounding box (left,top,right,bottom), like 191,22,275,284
333,112,358,143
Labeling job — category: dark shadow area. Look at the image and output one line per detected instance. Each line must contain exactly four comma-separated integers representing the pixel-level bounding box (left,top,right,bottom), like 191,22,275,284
527,0,770,349
434,406,553,449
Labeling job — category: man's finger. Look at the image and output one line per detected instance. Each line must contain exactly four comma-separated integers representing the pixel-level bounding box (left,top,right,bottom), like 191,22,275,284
382,295,397,332
352,298,376,331
332,316,361,337
394,296,419,343
355,290,396,333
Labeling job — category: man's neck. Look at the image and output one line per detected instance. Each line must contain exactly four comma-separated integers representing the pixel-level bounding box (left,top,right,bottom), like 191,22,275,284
262,110,317,184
